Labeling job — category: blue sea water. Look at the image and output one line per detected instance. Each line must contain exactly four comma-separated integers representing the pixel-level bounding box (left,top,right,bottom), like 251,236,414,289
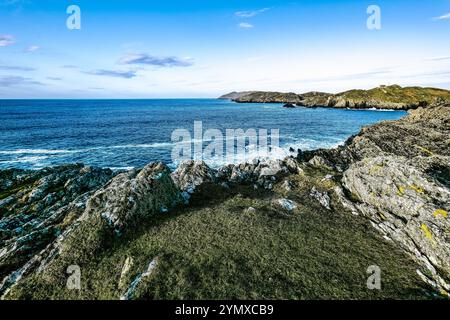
0,99,406,170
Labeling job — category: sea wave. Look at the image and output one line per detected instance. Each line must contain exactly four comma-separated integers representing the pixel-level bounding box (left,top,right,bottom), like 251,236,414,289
0,149,74,155
0,137,347,171
0,155,49,164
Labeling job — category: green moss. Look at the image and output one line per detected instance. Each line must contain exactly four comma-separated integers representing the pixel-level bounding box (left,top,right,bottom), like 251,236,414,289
339,85,450,105
7,171,433,300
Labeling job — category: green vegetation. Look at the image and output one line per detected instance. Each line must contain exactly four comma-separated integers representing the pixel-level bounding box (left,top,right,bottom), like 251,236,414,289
8,171,431,300
337,85,450,105
224,85,450,109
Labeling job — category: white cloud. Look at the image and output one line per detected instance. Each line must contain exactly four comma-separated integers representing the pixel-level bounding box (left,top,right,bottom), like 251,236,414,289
235,8,270,18
0,35,15,47
119,53,194,67
0,75,42,86
425,56,450,61
238,22,254,29
84,69,137,79
0,65,35,71
432,13,450,20
25,45,39,52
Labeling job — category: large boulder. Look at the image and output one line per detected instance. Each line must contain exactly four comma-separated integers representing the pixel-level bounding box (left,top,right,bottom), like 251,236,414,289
170,161,218,203
86,162,183,233
342,156,450,290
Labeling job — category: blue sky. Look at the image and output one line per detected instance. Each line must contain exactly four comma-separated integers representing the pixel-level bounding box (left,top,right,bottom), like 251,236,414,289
1,0,450,98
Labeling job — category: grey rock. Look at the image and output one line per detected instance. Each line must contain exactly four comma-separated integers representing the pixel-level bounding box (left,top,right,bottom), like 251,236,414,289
274,198,299,214
310,187,331,210
171,160,217,200
120,257,158,300
87,162,183,233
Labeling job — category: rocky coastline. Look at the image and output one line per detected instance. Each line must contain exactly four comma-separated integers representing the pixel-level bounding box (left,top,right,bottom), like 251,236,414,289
220,85,450,110
0,101,449,299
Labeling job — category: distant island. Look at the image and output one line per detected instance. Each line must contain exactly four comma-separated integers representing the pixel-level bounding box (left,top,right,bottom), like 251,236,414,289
219,85,450,110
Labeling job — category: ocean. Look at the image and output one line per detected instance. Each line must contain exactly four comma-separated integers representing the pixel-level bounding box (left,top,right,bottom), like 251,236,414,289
0,99,406,170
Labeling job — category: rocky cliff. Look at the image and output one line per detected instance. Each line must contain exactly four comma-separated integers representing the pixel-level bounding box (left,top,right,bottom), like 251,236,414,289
220,85,450,110
220,91,304,104
0,102,449,299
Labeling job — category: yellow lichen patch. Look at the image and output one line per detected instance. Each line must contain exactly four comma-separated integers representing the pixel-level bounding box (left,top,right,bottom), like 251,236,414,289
409,184,424,194
369,164,383,175
415,145,434,156
439,289,450,299
433,209,448,218
421,223,434,241
397,186,406,196
320,179,335,190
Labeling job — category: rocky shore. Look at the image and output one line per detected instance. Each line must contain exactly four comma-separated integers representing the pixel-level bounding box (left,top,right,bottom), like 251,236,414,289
0,101,449,300
220,85,450,110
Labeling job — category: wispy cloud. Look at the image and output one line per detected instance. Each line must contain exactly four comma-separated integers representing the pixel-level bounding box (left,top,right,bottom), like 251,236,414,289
84,69,137,79
61,65,78,69
413,70,450,77
238,22,254,29
119,53,194,67
0,65,35,71
0,35,15,47
25,45,39,53
235,7,270,18
0,75,42,86
432,13,450,20
46,76,63,81
1,0,27,5
425,56,450,61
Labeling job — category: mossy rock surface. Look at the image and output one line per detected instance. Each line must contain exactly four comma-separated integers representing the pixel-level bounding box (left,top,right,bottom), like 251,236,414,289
8,175,431,300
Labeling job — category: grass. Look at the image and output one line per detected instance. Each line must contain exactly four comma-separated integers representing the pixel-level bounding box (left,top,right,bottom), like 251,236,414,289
7,169,433,300
338,85,450,105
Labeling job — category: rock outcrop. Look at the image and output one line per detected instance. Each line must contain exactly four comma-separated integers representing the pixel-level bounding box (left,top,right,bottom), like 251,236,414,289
85,162,183,234
0,165,114,296
305,102,450,291
222,91,304,104
221,85,450,110
342,156,449,290
171,161,218,202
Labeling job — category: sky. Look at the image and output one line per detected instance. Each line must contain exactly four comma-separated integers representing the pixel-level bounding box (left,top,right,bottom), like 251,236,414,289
1,0,450,98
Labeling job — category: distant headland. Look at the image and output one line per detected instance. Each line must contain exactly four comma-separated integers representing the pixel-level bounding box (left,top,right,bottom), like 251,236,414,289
219,85,450,110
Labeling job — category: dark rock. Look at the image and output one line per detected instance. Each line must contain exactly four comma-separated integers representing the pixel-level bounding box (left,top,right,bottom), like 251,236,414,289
171,160,219,203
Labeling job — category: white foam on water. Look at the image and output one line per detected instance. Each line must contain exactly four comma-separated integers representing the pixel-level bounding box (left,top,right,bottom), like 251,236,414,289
108,166,135,171
0,137,347,171
196,144,290,169
0,149,73,155
0,155,49,164
347,107,398,112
